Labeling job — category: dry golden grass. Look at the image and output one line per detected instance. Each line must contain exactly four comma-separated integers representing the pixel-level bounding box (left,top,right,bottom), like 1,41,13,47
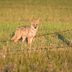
0,0,72,72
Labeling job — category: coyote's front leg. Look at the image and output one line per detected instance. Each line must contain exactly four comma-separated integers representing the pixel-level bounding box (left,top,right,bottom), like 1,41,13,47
28,36,33,44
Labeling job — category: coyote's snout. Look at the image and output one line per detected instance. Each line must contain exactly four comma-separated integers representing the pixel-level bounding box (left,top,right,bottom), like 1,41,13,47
11,18,40,44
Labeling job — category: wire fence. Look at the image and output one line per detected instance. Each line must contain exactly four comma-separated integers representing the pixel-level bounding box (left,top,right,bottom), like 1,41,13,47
0,28,72,52
27,28,72,51
35,28,72,38
34,28,72,50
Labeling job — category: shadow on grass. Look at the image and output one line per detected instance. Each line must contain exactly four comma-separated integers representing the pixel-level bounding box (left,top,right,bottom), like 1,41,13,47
55,32,72,47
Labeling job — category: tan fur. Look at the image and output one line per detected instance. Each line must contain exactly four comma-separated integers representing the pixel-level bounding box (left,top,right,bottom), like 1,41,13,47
11,18,40,44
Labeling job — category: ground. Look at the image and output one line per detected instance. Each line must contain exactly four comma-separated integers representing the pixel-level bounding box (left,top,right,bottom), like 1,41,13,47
0,0,72,72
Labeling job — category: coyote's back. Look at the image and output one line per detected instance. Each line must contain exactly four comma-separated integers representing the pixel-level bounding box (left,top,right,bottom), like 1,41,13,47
11,18,40,44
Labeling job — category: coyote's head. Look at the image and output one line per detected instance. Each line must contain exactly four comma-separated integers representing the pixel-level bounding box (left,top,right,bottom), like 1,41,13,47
31,18,40,29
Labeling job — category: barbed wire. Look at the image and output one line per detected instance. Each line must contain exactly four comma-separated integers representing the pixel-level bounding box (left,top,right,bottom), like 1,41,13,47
0,28,72,51
35,28,72,38
0,28,72,43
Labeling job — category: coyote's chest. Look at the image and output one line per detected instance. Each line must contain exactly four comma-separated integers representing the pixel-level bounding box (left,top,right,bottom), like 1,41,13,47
18,26,37,37
23,27,37,37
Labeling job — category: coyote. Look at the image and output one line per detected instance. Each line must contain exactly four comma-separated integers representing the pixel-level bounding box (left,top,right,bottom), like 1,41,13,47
11,18,40,44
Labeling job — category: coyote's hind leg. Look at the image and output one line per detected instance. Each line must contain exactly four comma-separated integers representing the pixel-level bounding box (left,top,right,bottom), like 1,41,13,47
11,30,21,43
22,35,26,43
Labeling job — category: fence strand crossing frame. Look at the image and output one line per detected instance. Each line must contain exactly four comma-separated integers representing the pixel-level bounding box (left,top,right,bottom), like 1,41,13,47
0,28,72,51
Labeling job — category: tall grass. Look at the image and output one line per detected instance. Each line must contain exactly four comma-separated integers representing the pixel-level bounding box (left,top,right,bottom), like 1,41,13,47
0,0,72,72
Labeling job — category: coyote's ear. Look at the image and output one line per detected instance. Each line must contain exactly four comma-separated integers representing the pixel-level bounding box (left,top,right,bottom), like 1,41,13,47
36,18,40,23
30,16,40,24
31,19,39,24
30,16,34,22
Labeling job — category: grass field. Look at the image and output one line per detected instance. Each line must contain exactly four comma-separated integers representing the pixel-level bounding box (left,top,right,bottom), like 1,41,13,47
0,0,72,72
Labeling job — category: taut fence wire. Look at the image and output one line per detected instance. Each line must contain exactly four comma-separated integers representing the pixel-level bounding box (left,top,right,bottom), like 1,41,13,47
0,28,72,52
35,28,72,38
